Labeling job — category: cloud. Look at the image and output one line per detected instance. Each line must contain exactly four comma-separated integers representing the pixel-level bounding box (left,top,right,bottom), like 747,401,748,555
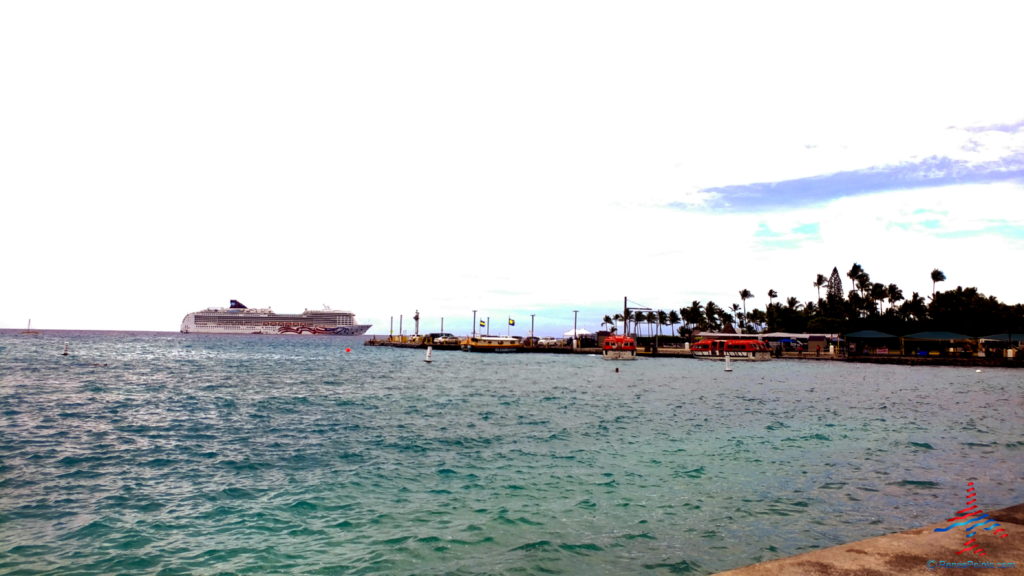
753,222,822,250
669,120,1024,214
681,155,1024,213
961,119,1024,134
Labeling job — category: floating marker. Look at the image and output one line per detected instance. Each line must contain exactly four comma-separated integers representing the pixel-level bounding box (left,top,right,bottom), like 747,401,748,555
345,348,352,353
62,342,69,356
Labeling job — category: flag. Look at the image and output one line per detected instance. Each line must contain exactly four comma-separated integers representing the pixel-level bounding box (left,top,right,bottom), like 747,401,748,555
509,318,516,326
480,320,485,327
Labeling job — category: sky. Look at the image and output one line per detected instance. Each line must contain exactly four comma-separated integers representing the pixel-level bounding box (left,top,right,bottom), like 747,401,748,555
2,1,1022,337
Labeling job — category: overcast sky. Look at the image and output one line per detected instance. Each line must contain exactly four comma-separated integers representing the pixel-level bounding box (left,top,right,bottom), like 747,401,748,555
2,1,1022,336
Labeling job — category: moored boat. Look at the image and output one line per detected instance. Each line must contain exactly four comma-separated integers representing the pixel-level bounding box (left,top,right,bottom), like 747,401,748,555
603,296,645,360
602,334,637,360
691,339,772,361
460,335,522,352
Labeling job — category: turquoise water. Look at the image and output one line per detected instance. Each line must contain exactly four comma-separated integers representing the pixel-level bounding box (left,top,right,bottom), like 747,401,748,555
1,331,1021,575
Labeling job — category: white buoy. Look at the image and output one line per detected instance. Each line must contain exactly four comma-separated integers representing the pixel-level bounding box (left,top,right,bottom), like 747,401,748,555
724,355,733,372
424,346,433,363
62,342,69,356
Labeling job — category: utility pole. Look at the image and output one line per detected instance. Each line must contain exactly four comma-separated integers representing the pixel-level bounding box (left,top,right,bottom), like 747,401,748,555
573,310,579,350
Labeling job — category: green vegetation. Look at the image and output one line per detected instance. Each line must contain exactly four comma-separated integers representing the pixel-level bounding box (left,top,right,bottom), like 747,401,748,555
608,265,1024,338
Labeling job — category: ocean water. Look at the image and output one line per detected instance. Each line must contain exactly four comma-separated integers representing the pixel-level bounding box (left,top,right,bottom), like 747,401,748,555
1,331,1021,575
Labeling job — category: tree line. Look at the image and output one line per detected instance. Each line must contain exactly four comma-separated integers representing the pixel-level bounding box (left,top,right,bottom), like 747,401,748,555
603,264,1024,338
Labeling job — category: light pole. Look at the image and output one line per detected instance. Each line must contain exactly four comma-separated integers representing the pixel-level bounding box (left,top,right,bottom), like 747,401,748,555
530,314,535,339
472,310,477,337
573,310,579,350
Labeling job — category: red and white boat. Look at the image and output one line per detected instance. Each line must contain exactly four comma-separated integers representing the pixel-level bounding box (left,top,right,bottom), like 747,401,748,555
604,297,641,360
602,334,637,360
691,339,772,361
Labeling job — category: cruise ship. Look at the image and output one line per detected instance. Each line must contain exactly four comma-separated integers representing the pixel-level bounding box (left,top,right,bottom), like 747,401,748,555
180,300,371,335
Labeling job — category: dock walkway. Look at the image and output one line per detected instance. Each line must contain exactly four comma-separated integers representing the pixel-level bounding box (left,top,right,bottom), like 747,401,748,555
716,503,1024,575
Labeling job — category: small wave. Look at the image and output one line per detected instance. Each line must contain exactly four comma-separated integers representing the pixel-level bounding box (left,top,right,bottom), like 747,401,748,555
909,441,934,450
889,480,940,488
510,540,553,552
642,558,703,573
288,500,319,512
559,542,603,554
675,466,705,479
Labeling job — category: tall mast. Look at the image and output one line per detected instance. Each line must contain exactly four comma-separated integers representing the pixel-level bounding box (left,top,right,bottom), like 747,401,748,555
624,297,628,336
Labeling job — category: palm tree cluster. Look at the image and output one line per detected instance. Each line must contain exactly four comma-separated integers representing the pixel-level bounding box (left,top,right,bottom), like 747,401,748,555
603,264,1024,339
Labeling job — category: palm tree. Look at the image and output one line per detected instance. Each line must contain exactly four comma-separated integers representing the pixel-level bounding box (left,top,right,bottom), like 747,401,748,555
705,301,722,331
848,263,870,296
869,282,887,315
602,315,614,332
886,283,904,314
767,289,777,307
738,289,753,330
900,291,928,321
747,308,767,332
814,274,827,302
668,309,681,336
931,268,946,296
684,301,705,331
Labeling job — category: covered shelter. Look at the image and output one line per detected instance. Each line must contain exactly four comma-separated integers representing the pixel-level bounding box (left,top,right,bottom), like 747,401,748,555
563,327,595,349
760,332,840,354
982,333,1024,344
980,333,1024,358
845,330,899,356
901,331,974,357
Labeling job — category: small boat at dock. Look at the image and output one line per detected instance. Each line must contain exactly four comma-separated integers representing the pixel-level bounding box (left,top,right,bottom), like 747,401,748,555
460,335,522,353
603,297,642,360
602,334,637,360
691,339,772,361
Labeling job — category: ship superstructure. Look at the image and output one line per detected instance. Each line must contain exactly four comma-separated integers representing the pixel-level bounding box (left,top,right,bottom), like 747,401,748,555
180,300,371,335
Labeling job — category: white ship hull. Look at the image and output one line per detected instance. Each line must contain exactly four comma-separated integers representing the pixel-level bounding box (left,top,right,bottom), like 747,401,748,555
181,300,371,335
602,349,637,360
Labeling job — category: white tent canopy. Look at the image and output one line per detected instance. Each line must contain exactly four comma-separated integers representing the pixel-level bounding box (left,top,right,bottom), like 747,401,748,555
563,328,593,337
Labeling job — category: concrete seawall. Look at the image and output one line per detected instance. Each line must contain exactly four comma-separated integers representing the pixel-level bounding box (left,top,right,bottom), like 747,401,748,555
716,503,1024,575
